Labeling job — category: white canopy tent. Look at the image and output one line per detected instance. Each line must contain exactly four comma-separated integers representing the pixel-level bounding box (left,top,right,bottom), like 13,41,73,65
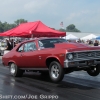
64,34,79,40
81,34,98,40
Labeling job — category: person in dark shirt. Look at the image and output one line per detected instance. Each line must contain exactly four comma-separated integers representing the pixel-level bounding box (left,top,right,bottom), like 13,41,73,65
5,39,12,50
10,39,15,50
94,40,99,46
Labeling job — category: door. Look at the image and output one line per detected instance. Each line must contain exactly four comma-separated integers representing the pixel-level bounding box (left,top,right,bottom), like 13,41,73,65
17,41,39,68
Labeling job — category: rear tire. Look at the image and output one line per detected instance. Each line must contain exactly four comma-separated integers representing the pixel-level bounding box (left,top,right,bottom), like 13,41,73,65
9,63,24,77
49,61,64,83
87,65,100,76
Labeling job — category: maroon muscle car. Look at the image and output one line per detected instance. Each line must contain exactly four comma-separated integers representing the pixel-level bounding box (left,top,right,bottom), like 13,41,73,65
2,37,100,82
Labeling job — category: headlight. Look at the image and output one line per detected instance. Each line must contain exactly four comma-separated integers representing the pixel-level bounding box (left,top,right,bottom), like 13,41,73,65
67,53,73,60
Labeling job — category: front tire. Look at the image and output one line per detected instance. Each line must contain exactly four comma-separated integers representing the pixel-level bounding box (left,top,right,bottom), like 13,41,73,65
9,63,24,77
87,65,100,76
49,61,64,83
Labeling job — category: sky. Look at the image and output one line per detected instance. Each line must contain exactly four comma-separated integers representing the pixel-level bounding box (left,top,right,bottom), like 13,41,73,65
0,0,100,33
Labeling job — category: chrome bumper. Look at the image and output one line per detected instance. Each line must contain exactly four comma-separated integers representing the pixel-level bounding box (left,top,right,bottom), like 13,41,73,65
64,59,100,68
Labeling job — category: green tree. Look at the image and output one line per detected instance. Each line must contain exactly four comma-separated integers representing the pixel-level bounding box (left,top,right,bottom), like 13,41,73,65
0,21,4,32
0,19,28,39
14,19,28,26
1,22,16,32
66,24,80,32
59,28,66,32
0,19,28,32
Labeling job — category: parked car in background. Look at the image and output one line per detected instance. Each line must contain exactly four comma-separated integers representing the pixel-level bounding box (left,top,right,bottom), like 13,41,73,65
2,37,100,83
0,42,7,56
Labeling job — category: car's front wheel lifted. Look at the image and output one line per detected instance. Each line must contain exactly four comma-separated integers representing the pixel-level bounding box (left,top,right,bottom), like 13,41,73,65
87,64,100,76
49,61,64,83
9,63,24,77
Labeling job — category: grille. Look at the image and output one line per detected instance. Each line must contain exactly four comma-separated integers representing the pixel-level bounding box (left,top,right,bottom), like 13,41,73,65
66,51,100,61
74,51,100,60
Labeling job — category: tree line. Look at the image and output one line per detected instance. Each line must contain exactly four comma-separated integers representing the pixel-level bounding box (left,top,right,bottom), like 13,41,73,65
0,19,81,33
59,24,81,32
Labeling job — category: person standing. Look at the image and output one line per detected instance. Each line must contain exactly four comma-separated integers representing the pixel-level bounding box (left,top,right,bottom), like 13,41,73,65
5,39,12,50
10,39,15,50
94,40,99,46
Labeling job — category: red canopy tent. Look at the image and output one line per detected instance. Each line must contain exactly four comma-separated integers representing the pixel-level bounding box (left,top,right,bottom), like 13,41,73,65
0,21,66,37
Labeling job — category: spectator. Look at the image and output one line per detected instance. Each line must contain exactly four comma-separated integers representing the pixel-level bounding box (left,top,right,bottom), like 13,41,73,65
94,40,99,46
5,39,12,50
88,40,93,45
10,39,15,49
81,40,84,43
77,38,81,43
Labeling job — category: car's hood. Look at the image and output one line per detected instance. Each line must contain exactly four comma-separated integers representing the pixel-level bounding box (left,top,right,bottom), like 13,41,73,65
54,43,100,52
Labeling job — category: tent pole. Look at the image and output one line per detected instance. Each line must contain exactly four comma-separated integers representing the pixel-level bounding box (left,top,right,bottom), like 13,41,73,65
31,34,33,39
9,36,10,41
13,36,14,48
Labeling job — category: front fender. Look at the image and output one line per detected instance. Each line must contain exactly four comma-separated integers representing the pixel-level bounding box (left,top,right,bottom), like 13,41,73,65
46,56,61,63
45,55,64,68
8,60,17,66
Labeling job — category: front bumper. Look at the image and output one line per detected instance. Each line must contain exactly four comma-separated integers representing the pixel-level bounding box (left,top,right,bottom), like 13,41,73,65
64,59,100,68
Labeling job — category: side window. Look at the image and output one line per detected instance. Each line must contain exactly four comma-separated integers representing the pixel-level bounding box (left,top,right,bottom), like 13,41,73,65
38,40,54,49
23,42,37,52
18,45,24,52
24,43,28,52
38,41,44,49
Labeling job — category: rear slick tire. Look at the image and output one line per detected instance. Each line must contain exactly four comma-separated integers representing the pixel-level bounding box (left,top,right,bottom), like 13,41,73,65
49,61,64,83
9,63,24,77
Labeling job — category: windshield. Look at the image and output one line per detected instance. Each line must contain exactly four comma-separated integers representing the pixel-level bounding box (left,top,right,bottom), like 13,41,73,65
39,38,67,48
